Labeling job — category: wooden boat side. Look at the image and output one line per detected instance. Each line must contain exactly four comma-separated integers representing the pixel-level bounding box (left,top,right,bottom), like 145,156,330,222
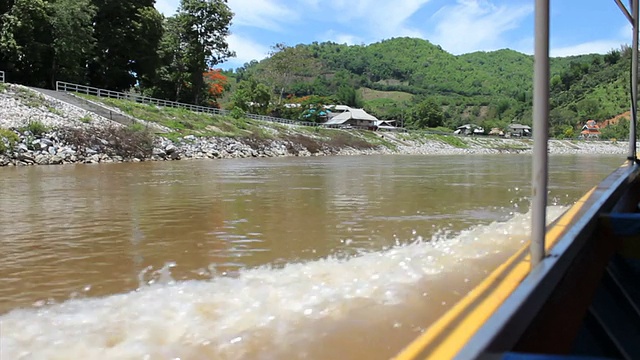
394,161,639,360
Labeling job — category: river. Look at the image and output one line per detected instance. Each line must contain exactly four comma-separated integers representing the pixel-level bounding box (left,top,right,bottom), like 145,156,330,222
0,154,622,359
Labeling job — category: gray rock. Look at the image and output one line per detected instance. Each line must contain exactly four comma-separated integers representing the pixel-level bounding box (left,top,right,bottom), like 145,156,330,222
35,154,48,165
40,138,54,147
19,154,35,163
165,144,177,154
152,148,166,157
48,146,57,155
50,155,63,164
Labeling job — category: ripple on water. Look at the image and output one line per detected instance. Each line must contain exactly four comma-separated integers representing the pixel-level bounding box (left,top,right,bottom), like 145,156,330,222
0,207,568,360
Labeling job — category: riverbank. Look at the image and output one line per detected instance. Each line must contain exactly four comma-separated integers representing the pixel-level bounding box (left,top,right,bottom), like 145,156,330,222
0,84,629,167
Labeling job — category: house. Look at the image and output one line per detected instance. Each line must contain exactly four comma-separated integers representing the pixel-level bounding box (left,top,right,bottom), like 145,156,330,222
580,120,601,139
323,108,378,129
489,127,505,136
508,124,531,137
374,120,401,131
454,124,484,135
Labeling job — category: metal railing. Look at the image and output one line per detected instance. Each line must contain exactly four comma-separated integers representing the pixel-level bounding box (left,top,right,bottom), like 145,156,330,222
0,71,5,83
55,81,326,128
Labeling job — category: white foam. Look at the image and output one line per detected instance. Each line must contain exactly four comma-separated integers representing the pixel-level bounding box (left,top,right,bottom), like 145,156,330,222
0,207,567,360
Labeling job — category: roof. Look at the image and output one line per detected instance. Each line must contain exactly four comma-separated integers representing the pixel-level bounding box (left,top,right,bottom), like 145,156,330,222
324,108,378,125
375,120,396,127
582,120,600,130
508,124,531,130
325,105,352,112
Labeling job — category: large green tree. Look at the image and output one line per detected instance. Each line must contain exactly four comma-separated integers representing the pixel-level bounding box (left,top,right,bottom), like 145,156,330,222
178,0,234,104
231,77,271,114
407,98,444,129
88,0,163,90
147,0,234,104
48,0,96,87
0,0,52,86
260,43,323,103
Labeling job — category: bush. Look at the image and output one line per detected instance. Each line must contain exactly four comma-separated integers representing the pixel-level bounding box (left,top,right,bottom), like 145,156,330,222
24,120,49,136
230,106,245,120
0,128,19,154
60,125,154,159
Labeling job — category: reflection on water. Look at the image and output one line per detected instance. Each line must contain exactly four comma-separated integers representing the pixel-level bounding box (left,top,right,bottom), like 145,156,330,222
0,154,622,359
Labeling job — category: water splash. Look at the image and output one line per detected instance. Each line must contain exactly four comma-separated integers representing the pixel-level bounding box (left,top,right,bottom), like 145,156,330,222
0,206,568,360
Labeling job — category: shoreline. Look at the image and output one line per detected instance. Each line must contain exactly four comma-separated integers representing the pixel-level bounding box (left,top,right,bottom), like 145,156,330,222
0,84,630,167
0,127,628,167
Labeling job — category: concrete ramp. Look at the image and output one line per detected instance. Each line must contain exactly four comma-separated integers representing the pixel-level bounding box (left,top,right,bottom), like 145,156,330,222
28,87,139,127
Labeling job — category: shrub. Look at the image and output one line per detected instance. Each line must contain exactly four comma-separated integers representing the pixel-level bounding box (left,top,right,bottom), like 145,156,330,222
230,107,245,120
60,125,154,159
24,120,49,136
0,128,19,154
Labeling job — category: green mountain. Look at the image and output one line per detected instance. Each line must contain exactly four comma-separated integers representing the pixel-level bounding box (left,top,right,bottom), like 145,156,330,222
237,37,630,137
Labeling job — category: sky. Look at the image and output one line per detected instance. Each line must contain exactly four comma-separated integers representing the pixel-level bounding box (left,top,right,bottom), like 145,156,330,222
154,0,633,70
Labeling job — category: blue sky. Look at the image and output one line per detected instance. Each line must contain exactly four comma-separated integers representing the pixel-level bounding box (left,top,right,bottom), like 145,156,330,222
154,0,632,70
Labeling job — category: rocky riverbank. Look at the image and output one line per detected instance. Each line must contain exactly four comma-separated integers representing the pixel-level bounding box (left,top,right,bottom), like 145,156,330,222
0,84,630,167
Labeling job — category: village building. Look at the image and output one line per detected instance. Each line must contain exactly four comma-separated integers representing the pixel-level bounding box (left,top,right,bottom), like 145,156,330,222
580,119,601,139
508,124,532,137
323,107,378,129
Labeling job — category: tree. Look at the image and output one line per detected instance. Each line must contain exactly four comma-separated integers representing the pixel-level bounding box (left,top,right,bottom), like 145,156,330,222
47,0,96,87
604,49,621,65
0,0,52,86
144,15,188,101
88,0,163,90
231,77,271,114
261,43,323,102
408,99,444,129
202,68,228,106
177,0,234,104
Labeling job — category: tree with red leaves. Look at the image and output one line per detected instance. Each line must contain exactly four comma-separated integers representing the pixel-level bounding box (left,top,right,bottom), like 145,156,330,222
203,68,228,106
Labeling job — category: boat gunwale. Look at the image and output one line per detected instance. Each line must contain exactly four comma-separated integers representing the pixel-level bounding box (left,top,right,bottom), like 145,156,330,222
394,160,638,360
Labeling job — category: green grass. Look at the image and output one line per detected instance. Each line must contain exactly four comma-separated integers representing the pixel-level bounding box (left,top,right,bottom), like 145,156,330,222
16,87,45,108
75,94,390,150
0,128,19,154
425,134,469,148
359,87,414,102
79,115,92,123
0,83,8,92
358,130,397,150
48,106,64,116
22,120,49,136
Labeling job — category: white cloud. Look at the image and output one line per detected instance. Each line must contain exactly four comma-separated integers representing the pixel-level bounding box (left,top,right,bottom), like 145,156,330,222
326,0,431,38
155,0,179,16
226,33,271,66
550,40,626,57
227,0,298,31
322,30,363,45
429,0,533,54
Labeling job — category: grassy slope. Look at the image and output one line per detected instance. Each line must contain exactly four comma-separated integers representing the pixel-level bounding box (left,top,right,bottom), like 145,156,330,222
76,94,399,150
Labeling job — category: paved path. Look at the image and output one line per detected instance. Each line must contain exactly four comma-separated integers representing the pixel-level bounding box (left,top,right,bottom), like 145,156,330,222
28,87,138,127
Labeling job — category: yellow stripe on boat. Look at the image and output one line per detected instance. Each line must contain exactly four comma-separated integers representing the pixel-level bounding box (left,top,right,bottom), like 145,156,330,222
394,187,596,360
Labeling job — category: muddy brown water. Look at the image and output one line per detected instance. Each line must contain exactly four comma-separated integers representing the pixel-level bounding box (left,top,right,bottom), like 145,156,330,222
0,154,621,359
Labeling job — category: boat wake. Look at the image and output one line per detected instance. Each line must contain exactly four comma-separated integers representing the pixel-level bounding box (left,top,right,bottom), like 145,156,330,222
0,206,568,360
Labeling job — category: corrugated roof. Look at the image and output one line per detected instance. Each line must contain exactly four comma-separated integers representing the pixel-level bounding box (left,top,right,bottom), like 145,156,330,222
324,108,378,125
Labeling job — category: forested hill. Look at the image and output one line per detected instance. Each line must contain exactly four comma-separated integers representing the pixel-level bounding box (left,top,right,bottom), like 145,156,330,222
237,37,631,137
